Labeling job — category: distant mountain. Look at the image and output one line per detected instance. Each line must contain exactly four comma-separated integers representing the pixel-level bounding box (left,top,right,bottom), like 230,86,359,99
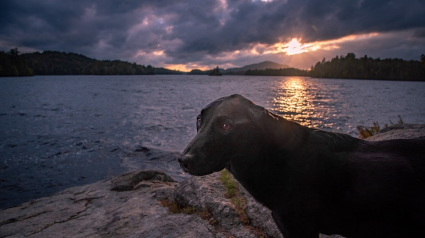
224,61,290,74
187,61,291,75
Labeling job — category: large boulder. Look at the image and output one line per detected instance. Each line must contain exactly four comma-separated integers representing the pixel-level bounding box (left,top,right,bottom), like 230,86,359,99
0,170,214,238
174,172,283,238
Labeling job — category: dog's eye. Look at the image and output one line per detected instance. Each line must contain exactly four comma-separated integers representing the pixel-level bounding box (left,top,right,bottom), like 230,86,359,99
221,123,230,131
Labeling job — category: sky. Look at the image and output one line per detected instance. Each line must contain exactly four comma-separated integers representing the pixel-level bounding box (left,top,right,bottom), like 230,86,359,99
1,0,424,71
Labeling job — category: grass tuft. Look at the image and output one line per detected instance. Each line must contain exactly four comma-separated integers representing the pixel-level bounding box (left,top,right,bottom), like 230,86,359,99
357,115,404,139
357,122,380,139
160,199,217,225
220,169,249,224
220,169,237,198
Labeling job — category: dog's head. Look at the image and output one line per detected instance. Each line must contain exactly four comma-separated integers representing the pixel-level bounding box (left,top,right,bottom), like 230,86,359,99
178,94,267,176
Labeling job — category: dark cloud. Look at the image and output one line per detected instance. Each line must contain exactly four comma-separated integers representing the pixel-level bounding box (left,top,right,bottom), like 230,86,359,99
1,0,424,69
413,28,425,38
300,0,425,41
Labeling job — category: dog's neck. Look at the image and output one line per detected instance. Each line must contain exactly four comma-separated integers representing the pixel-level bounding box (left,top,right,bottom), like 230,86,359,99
264,112,311,151
227,110,359,210
226,115,306,207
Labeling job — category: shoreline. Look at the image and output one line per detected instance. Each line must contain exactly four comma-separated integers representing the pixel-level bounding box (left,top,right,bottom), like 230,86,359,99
0,146,188,210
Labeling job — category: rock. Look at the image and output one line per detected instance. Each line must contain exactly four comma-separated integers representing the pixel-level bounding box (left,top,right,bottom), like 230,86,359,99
0,170,213,238
366,124,425,141
174,172,282,238
110,170,176,191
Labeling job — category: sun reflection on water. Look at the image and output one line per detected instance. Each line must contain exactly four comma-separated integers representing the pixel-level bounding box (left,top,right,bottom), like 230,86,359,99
271,77,329,129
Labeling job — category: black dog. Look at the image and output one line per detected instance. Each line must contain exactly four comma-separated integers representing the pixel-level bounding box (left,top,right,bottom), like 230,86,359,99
178,94,425,238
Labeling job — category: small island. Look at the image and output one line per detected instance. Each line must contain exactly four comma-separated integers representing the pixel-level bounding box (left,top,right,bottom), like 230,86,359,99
209,66,222,76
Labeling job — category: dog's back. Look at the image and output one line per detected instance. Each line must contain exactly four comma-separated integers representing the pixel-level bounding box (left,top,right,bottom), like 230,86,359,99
316,136,425,237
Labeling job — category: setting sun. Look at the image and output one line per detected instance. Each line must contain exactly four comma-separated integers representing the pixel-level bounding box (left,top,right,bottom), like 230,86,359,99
284,39,307,55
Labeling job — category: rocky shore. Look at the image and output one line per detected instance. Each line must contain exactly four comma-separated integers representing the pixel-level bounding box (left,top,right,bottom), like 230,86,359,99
1,124,424,238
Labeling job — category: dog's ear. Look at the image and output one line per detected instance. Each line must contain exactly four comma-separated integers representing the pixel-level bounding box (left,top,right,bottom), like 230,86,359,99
247,103,269,120
229,94,278,123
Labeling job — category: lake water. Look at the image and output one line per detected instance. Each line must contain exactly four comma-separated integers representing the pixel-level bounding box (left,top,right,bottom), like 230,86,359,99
1,75,425,209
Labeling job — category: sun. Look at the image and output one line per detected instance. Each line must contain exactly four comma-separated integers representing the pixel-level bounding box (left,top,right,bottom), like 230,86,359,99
284,38,307,55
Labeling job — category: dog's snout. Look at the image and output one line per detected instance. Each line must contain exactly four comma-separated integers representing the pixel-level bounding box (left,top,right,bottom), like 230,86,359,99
178,155,191,170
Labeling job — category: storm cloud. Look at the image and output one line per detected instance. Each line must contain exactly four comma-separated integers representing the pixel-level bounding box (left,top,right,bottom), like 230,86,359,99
1,0,424,69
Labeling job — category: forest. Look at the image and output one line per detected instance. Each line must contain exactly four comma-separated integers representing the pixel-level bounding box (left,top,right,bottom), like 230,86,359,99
0,49,181,76
309,53,425,81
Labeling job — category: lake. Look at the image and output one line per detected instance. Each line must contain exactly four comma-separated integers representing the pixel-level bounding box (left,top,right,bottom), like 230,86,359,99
1,75,425,209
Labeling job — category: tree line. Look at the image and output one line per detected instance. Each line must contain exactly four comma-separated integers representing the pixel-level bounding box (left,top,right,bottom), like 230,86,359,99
231,53,424,81
0,48,33,76
0,49,182,76
310,53,425,81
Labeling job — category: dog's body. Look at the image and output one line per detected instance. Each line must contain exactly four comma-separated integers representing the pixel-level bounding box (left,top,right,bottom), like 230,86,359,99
178,94,425,238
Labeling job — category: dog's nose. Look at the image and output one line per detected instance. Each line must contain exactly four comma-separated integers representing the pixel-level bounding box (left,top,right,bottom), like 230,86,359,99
178,156,190,170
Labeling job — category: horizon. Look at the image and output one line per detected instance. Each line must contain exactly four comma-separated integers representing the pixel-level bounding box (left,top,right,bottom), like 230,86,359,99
12,49,421,74
1,1,424,72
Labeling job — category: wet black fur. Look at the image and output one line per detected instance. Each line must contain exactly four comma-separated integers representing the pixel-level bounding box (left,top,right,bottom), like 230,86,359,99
178,94,425,238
